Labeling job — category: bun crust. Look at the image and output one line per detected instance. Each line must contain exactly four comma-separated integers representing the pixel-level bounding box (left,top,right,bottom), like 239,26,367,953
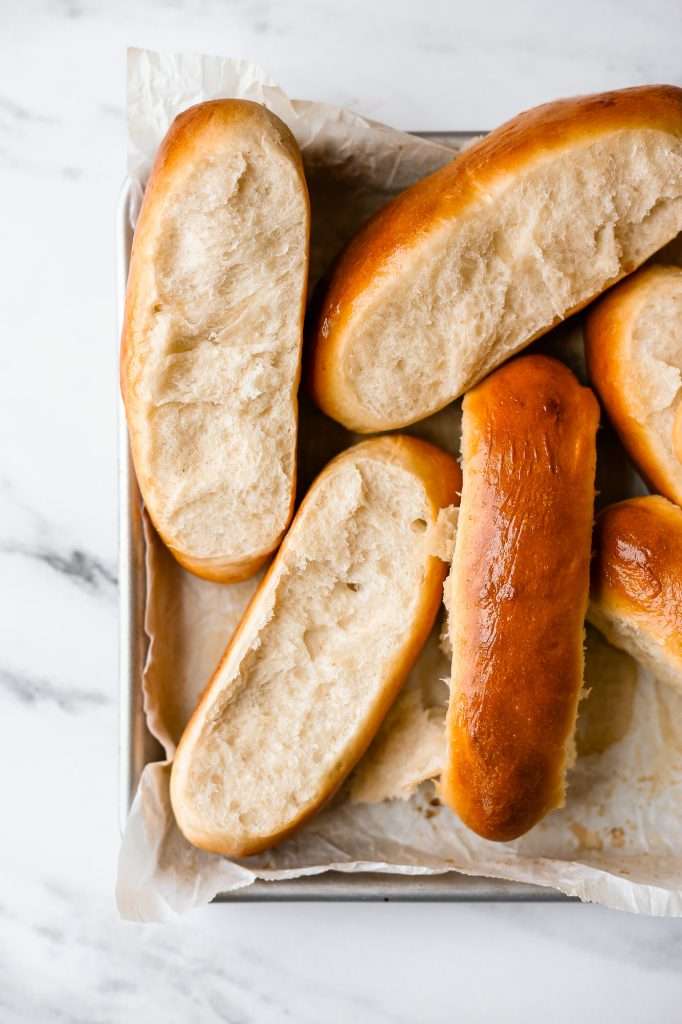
170,435,461,856
122,100,310,581
310,85,682,433
585,264,682,506
589,495,682,692
442,355,599,842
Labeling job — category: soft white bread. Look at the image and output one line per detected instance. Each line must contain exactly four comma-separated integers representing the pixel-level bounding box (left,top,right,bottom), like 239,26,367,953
310,85,682,433
589,495,682,693
442,356,599,842
585,265,682,505
121,100,310,581
170,436,462,856
349,626,449,804
349,505,458,805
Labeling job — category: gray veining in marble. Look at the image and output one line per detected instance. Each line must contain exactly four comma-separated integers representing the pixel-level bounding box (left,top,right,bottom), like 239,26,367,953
0,667,111,710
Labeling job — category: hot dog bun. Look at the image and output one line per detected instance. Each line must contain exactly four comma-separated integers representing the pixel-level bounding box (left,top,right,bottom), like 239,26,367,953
121,100,310,581
442,355,599,842
585,264,682,505
310,85,682,433
171,436,461,856
589,495,682,693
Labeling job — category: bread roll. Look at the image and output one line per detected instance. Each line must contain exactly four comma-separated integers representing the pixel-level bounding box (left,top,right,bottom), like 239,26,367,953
171,436,461,856
310,85,682,433
442,355,599,842
589,495,682,692
121,101,310,581
585,264,682,505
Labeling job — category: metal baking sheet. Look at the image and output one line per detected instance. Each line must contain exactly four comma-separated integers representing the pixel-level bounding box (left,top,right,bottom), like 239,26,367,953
117,131,570,902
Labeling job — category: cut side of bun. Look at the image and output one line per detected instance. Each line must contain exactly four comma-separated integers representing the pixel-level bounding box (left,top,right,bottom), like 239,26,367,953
310,85,682,433
349,626,449,805
589,495,682,693
121,100,310,581
170,436,461,856
442,355,599,842
585,264,682,505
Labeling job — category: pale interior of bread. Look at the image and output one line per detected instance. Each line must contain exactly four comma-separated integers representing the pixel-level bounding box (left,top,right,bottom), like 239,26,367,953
176,455,434,847
588,604,682,694
343,129,682,425
349,508,458,805
350,617,449,804
349,684,445,804
133,130,308,561
625,273,682,491
424,504,459,562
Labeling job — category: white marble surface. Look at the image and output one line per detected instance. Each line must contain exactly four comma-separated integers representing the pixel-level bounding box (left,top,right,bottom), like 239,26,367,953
3,0,682,1019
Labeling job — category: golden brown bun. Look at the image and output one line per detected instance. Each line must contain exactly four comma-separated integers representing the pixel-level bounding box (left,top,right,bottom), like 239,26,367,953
585,264,682,506
122,100,310,582
171,436,461,857
441,355,599,842
589,495,682,692
310,85,682,433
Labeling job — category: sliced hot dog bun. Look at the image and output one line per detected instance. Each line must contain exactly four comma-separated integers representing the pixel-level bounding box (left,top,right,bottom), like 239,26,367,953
442,355,599,842
170,436,462,856
310,85,682,433
585,264,682,505
589,495,682,693
121,100,310,581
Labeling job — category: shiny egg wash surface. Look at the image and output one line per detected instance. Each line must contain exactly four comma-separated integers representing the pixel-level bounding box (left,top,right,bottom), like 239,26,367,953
443,355,599,841
592,495,682,652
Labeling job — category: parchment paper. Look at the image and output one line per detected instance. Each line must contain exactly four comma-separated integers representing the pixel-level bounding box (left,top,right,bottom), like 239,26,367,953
117,47,682,921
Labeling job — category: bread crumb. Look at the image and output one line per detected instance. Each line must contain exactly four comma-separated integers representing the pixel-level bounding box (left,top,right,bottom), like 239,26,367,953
570,822,603,851
610,827,626,848
425,505,458,562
